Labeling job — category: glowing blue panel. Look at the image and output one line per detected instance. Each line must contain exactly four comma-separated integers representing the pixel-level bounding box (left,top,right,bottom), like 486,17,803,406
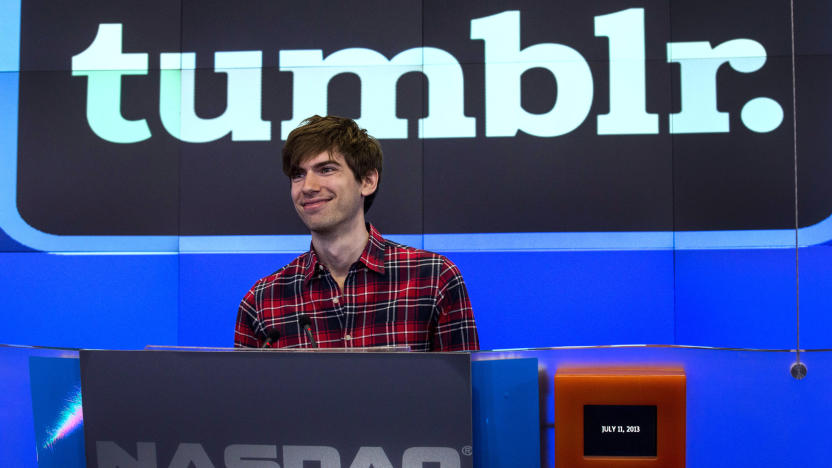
675,249,796,349
0,252,178,349
178,252,299,347
795,245,832,349
472,358,540,468
446,250,675,349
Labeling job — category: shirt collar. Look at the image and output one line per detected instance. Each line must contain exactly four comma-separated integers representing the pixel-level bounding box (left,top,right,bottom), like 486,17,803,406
301,223,386,284
359,223,386,275
301,249,320,285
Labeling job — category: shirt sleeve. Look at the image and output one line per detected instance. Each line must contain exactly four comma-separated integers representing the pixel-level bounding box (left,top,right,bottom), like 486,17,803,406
431,259,479,351
234,282,261,348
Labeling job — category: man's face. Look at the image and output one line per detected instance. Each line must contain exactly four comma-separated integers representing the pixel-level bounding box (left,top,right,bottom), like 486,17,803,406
290,151,377,234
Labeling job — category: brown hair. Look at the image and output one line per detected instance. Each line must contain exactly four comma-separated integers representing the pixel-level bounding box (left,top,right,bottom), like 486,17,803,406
282,115,383,212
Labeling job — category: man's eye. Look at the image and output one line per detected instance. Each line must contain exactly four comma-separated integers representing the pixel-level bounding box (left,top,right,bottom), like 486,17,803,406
320,166,336,173
290,172,304,180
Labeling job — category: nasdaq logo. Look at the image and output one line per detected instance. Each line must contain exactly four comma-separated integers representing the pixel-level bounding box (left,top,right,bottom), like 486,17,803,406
96,442,463,468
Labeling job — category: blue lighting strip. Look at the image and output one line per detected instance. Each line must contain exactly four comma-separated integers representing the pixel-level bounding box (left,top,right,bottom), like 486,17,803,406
0,0,20,72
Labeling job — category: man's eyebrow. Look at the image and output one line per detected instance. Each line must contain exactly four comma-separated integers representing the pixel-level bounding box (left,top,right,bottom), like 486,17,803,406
312,159,342,169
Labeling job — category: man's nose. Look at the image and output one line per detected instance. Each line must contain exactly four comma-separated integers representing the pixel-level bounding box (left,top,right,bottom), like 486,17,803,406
301,173,321,192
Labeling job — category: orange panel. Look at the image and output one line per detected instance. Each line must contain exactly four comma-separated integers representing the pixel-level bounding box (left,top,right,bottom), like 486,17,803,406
555,367,685,468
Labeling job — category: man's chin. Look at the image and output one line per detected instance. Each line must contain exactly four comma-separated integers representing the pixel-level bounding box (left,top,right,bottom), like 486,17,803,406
300,217,336,235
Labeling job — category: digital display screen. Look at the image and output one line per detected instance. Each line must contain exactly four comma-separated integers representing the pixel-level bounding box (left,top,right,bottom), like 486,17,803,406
12,0,832,240
583,404,658,457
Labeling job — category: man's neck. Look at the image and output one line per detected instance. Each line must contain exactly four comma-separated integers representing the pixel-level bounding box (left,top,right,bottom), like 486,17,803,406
311,218,369,289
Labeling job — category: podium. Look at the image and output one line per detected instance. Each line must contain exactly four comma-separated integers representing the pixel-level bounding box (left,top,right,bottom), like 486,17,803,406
80,350,474,468
31,344,832,467
8,344,832,467
6,345,539,468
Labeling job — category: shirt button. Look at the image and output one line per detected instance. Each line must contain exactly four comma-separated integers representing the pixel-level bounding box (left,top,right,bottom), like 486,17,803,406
333,297,340,304
344,334,352,341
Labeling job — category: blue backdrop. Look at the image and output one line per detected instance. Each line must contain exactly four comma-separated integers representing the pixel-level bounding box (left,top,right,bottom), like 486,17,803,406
2,0,831,352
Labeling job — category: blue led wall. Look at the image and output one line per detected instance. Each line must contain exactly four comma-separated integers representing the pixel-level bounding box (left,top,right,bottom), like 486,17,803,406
1,0,831,350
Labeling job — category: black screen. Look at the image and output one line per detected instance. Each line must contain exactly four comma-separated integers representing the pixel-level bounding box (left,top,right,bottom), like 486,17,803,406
583,404,658,457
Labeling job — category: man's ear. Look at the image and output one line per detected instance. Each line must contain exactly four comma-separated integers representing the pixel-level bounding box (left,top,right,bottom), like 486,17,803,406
360,169,379,197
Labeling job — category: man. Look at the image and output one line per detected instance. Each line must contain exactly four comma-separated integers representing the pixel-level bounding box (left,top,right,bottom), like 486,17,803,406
235,115,479,351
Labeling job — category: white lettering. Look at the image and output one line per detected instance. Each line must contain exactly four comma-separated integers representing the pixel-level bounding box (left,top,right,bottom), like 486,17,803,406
96,441,157,468
667,39,780,133
279,47,473,140
282,445,340,468
94,442,463,468
71,24,150,143
348,446,394,468
225,444,281,468
402,447,461,468
594,8,658,135
72,10,780,144
159,51,271,142
169,443,216,468
471,10,593,137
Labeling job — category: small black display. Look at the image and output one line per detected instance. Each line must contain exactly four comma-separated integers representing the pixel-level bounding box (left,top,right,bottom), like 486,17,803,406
583,405,657,457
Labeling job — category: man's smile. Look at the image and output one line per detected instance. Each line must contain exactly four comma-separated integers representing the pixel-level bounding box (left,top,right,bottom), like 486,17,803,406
300,197,332,211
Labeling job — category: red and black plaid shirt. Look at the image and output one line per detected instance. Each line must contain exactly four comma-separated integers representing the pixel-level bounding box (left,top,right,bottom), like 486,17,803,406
235,225,479,351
